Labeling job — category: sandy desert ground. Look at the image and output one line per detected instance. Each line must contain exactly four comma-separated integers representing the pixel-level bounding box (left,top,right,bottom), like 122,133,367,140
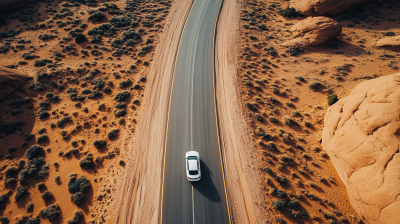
0,0,399,223
234,0,399,223
0,0,172,223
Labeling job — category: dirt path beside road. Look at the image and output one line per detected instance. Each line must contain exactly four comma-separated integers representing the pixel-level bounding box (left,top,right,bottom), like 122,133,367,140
215,0,271,223
110,1,194,223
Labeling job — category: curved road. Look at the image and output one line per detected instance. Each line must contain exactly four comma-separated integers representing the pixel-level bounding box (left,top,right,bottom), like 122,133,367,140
161,0,229,223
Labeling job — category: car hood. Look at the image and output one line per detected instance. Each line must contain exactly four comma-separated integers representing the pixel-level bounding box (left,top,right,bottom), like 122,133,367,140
186,151,200,158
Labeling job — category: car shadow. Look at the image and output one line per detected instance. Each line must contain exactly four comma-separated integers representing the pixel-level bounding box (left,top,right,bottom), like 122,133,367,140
192,160,220,203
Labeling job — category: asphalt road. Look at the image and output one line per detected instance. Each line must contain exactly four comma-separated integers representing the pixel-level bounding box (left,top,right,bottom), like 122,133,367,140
161,0,229,223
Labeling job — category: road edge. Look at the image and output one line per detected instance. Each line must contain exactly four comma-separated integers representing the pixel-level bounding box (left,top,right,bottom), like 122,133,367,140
111,0,195,223
215,0,272,223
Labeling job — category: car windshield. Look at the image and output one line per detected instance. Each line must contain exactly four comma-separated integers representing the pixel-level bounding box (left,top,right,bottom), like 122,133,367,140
187,156,197,160
189,170,198,175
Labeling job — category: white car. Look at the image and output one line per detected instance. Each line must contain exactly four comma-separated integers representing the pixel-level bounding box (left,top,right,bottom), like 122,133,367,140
185,151,201,181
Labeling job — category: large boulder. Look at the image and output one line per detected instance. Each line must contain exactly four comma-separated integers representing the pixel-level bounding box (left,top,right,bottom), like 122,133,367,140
0,0,39,14
0,67,30,101
322,73,400,224
290,0,370,17
376,36,400,51
282,16,342,47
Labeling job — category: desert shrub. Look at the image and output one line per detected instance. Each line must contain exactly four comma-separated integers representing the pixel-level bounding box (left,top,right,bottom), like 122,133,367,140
122,28,141,41
273,199,286,211
327,94,338,106
114,91,130,101
382,31,395,36
15,186,29,201
67,210,83,224
20,158,45,184
284,116,297,126
246,102,257,111
111,38,122,47
75,33,86,43
282,7,301,18
93,139,106,149
36,134,48,143
68,175,91,193
26,145,44,160
40,204,60,221
57,116,71,127
275,175,287,186
41,191,53,200
266,46,276,56
22,52,36,59
265,141,276,151
89,12,105,21
38,109,49,119
29,81,44,91
38,34,57,40
55,176,61,184
8,146,17,153
90,34,102,43
309,81,321,91
6,166,18,179
26,203,34,212
79,154,95,169
37,182,46,189
119,79,132,88
34,59,53,67
125,39,134,46
115,103,126,108
254,113,264,122
138,45,153,55
282,133,291,143
91,77,104,88
88,23,116,37
287,199,300,210
16,216,40,224
103,86,111,93
258,24,267,30
82,89,91,94
269,116,278,123
88,90,102,99
277,189,286,198
142,19,153,27
4,178,17,185
71,192,84,205
0,192,10,203
0,217,9,224
91,49,102,56
114,109,127,117
37,165,49,179
110,15,132,27
286,46,304,56
106,129,119,139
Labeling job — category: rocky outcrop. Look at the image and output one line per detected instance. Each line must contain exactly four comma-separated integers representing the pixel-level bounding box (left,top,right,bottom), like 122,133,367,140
290,0,370,17
0,67,30,101
376,36,400,51
0,0,38,14
282,16,341,47
322,73,400,224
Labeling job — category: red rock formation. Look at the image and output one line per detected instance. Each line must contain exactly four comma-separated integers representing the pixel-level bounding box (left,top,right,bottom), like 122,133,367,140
290,0,370,16
322,73,400,224
0,67,30,101
282,16,341,47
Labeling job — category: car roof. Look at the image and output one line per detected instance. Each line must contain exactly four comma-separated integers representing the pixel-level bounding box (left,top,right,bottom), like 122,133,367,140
188,160,198,171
